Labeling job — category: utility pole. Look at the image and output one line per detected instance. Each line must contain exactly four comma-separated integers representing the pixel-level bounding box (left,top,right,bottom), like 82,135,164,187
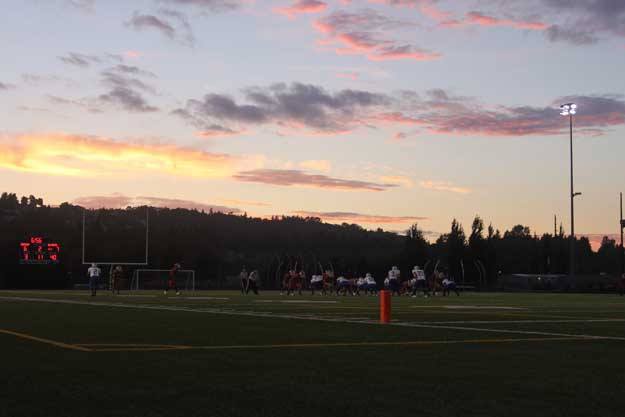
620,193,625,277
554,215,557,236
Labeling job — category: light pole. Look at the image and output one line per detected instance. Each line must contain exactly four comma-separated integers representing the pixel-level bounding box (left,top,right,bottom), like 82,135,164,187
620,193,625,278
560,103,580,279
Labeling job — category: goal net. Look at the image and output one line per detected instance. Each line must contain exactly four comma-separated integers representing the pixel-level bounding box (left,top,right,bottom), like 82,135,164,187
130,269,196,292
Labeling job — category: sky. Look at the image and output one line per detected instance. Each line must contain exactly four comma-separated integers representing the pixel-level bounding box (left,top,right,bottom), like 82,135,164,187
1,0,624,248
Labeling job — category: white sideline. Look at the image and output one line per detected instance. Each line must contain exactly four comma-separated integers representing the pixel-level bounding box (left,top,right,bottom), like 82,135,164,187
2,296,625,342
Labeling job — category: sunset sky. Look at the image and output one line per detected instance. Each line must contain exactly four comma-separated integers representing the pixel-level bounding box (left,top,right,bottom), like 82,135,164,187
1,0,624,246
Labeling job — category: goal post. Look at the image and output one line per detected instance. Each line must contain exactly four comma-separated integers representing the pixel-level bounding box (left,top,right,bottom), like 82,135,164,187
130,269,196,292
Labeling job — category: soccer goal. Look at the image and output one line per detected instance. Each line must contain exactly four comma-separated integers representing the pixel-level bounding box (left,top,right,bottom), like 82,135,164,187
130,269,196,292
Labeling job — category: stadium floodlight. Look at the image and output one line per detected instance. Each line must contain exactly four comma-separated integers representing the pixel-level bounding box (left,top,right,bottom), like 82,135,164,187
560,103,577,116
560,102,578,279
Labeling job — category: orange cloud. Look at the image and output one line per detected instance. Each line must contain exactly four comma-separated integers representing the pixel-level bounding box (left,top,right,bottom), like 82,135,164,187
420,180,471,194
0,133,244,178
292,210,427,224
219,198,271,207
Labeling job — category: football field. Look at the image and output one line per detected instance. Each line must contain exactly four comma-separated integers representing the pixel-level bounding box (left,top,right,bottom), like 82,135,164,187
1,290,624,417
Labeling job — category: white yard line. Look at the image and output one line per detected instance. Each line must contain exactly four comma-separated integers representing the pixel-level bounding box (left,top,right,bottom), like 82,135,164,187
254,300,338,304
2,296,624,342
411,319,625,325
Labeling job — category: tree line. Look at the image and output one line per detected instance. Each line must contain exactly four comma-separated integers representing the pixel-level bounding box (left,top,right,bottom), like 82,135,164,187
1,192,622,289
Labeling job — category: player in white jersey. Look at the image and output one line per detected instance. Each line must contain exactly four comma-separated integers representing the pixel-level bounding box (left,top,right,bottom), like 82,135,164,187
335,276,351,295
310,274,324,295
442,276,460,296
246,270,259,295
411,266,429,297
364,273,377,295
355,276,366,295
87,263,101,296
387,266,401,296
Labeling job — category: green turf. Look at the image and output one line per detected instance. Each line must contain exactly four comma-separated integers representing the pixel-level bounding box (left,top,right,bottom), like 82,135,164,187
1,290,624,417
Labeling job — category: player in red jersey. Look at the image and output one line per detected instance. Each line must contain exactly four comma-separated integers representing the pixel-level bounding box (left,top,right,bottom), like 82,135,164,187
165,263,181,296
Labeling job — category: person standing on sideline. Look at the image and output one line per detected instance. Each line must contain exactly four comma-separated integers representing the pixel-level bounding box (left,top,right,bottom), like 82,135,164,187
240,267,249,294
88,263,101,297
111,265,123,295
246,270,260,295
165,263,181,296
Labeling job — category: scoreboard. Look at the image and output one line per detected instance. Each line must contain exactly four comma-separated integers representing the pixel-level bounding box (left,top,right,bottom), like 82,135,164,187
19,236,61,264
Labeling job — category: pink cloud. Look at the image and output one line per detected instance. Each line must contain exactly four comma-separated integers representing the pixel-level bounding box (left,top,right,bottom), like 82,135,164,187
274,0,327,18
124,50,142,58
374,112,425,125
313,10,441,62
234,169,397,191
292,210,427,224
336,71,359,80
465,11,547,31
73,194,242,213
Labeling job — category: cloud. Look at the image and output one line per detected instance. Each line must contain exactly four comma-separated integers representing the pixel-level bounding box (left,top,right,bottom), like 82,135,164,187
336,71,359,80
21,74,77,88
395,92,625,137
124,50,142,58
157,0,243,12
299,159,332,172
174,82,388,133
98,87,159,113
176,84,625,138
380,175,413,187
47,95,103,113
97,69,159,112
0,133,241,178
109,64,157,78
220,198,270,207
66,0,95,12
73,193,242,213
464,11,547,31
233,169,397,191
292,210,427,224
58,52,101,67
275,0,327,18
0,82,16,91
540,0,625,42
381,0,624,45
313,9,441,61
126,12,177,39
544,25,598,45
195,124,242,138
419,180,471,194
